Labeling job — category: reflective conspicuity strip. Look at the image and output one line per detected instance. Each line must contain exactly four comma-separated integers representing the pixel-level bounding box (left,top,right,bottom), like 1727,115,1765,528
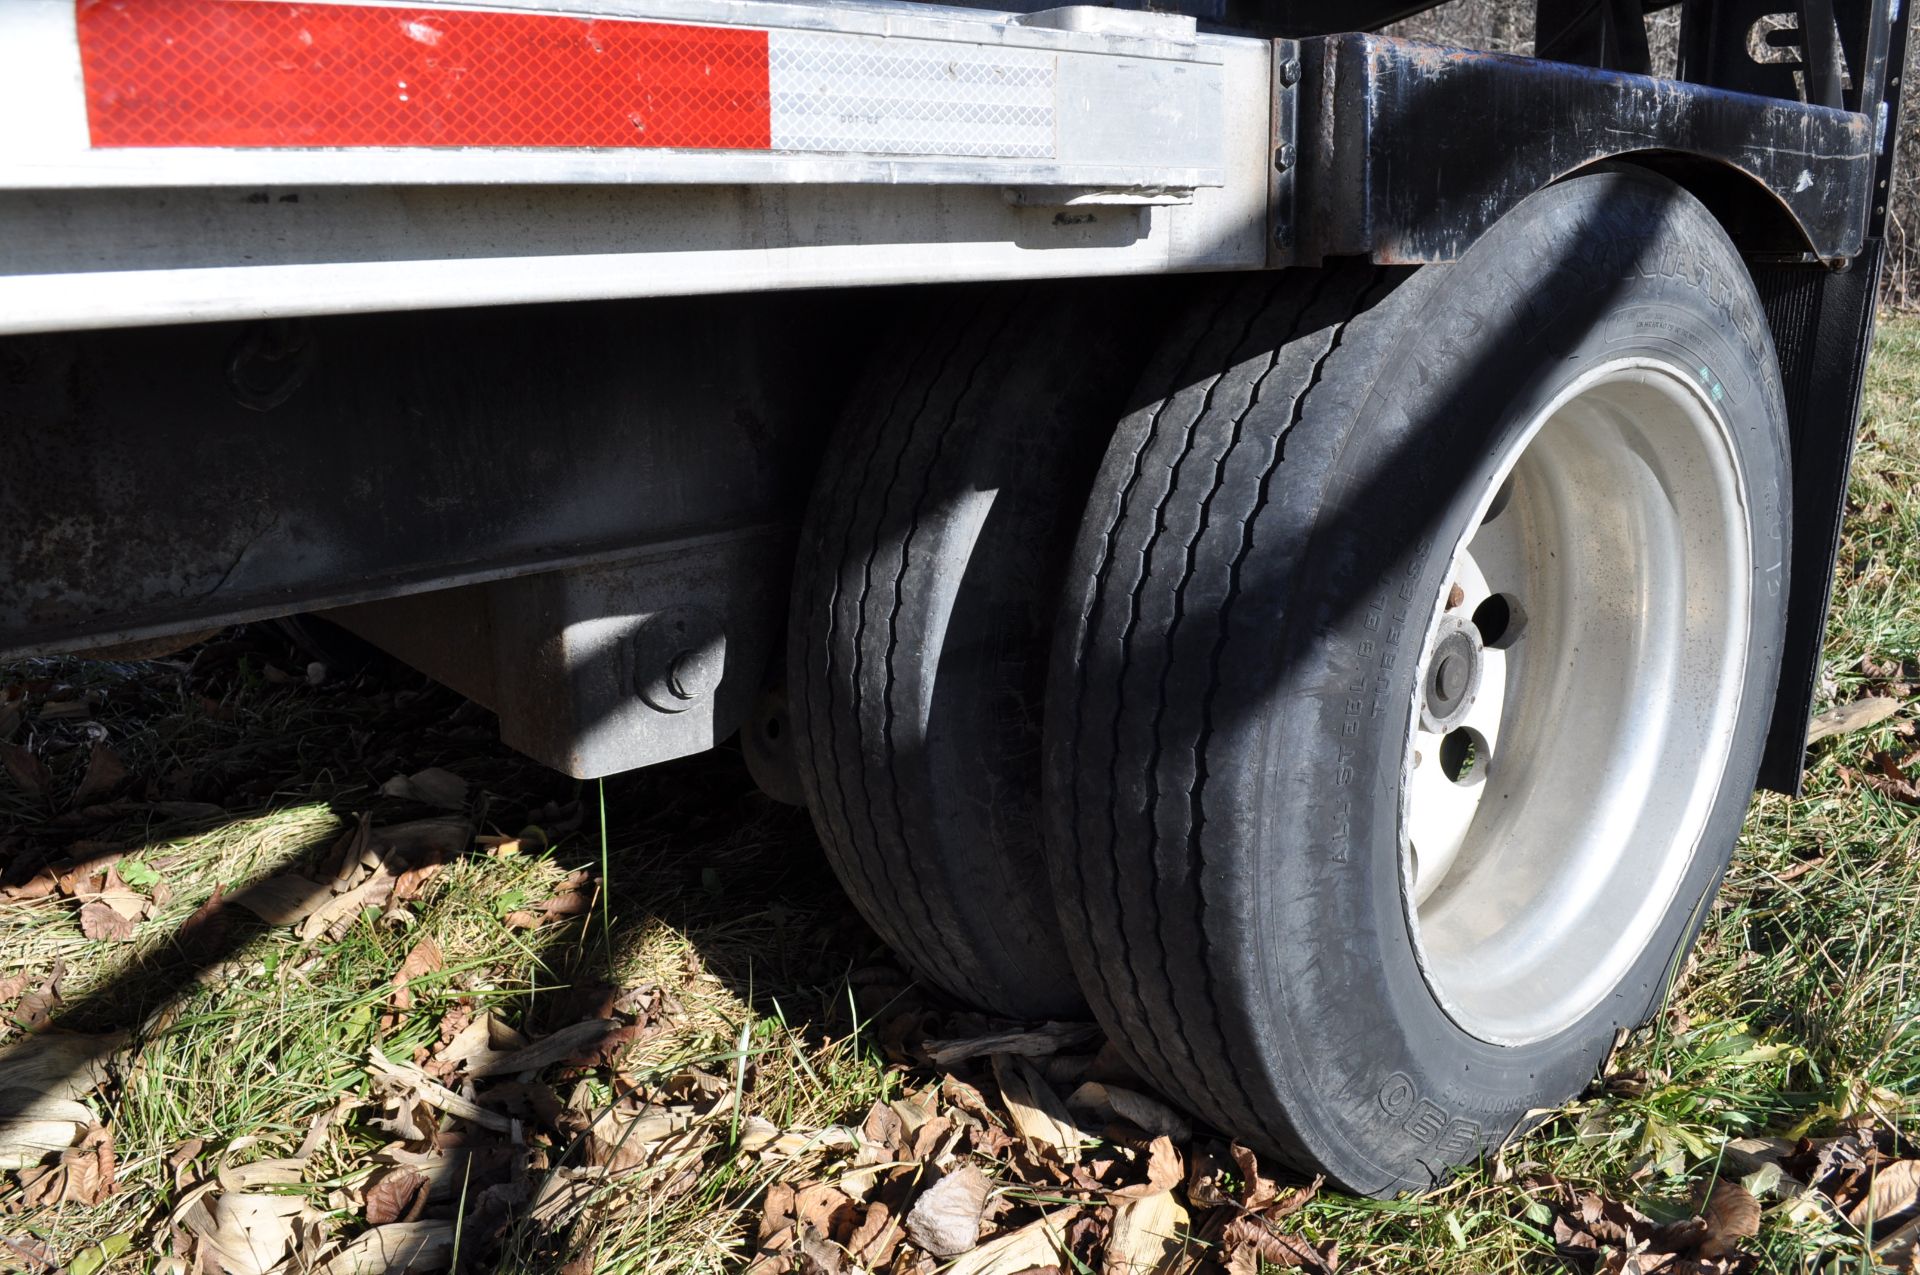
25,0,1245,187
76,0,775,150
12,0,1237,194
72,0,1060,160
766,31,1054,159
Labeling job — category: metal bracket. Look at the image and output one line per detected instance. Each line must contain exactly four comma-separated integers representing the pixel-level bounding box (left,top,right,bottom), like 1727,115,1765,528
1284,33,1875,267
1269,39,1302,260
327,527,791,778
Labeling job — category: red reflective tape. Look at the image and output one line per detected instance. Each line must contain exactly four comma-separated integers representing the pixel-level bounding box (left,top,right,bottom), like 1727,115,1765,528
75,0,772,149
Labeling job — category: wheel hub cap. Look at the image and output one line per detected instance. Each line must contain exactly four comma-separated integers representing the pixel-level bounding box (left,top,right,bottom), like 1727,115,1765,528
1420,616,1484,733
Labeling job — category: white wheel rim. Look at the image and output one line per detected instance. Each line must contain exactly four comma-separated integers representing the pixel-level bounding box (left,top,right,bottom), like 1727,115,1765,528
1401,358,1752,1046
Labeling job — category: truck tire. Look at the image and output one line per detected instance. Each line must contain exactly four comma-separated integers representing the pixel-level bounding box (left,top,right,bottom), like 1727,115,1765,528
1044,169,1790,1194
790,280,1170,1019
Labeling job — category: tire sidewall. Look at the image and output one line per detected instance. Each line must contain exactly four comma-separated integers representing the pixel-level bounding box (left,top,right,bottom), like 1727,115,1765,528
1236,171,1789,1192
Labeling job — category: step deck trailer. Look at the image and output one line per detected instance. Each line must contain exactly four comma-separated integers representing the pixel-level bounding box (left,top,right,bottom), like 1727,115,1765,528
0,0,1910,1193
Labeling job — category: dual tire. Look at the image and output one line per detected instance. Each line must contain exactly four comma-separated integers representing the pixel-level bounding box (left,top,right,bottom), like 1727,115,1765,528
789,170,1791,1193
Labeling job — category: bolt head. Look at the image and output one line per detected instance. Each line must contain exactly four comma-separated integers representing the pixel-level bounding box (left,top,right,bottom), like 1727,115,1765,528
1279,56,1302,87
667,646,725,702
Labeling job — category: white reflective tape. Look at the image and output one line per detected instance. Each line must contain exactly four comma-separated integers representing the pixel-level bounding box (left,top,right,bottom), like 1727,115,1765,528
767,30,1055,158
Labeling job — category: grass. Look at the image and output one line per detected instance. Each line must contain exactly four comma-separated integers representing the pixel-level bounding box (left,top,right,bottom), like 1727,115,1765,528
0,641,897,1271
9,315,1920,1272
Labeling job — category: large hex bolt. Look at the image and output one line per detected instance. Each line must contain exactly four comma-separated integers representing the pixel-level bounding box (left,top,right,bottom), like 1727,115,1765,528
633,607,726,715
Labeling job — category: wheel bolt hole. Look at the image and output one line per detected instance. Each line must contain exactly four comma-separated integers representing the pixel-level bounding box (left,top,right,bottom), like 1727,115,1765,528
1471,592,1526,649
1439,727,1488,785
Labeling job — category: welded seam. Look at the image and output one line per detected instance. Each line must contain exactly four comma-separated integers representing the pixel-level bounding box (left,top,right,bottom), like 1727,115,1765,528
1145,269,1339,1135
1071,282,1251,1099
1119,282,1292,1122
879,297,1025,1008
849,301,989,992
1189,265,1390,1153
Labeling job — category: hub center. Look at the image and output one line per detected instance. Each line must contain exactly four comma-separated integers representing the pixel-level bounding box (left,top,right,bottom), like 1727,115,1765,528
1421,617,1484,732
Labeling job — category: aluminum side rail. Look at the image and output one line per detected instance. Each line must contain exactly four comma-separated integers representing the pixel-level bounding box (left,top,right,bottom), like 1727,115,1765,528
0,0,1274,333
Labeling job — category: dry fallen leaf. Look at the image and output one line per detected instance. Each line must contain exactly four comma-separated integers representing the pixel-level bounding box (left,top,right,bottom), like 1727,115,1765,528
376,1140,515,1205
300,871,395,944
181,1190,323,1275
1105,1188,1191,1275
74,865,150,924
0,869,56,903
464,1019,619,1077
1067,1082,1193,1143
760,1123,862,1160
0,1234,56,1270
1698,1178,1762,1257
923,1022,1104,1067
1229,1142,1280,1211
169,1136,206,1189
77,899,136,942
1221,1214,1338,1275
391,857,445,904
992,1053,1092,1155
1849,1159,1920,1234
363,1167,431,1226
585,1105,684,1174
366,1046,511,1132
1868,751,1920,804
946,1208,1076,1275
1109,1136,1185,1203
793,1181,858,1246
388,937,443,1014
849,1200,904,1269
904,1163,992,1257
219,1158,308,1193
1,745,50,801
1877,1211,1920,1267
381,768,469,810
55,845,123,897
1808,696,1904,744
232,875,332,927
430,1012,529,1076
70,742,128,808
16,1123,115,1207
1531,1172,1766,1268
500,878,596,931
1184,1142,1235,1208
309,1218,449,1274
756,1179,797,1255
0,1095,92,1170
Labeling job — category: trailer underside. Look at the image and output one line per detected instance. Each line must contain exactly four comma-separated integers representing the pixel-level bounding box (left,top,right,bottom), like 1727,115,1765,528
0,0,1908,793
